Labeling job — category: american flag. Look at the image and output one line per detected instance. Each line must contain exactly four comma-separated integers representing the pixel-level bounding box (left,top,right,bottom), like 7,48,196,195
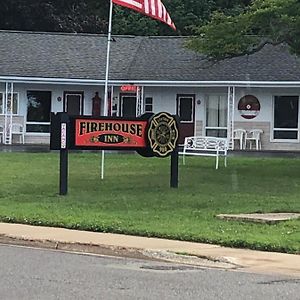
112,0,176,30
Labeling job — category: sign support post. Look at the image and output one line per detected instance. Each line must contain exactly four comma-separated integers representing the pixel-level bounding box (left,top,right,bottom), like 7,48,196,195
170,147,179,188
59,113,69,195
59,147,68,195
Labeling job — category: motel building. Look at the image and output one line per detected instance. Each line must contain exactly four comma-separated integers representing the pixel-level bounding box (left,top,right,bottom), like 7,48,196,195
0,30,300,151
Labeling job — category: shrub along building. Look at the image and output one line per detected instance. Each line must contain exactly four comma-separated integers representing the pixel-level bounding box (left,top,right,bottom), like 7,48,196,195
0,30,300,151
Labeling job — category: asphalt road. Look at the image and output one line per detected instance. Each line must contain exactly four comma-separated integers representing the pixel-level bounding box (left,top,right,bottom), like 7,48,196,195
0,244,299,300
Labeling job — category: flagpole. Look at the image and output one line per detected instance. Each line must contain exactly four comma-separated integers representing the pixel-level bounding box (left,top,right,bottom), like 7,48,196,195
101,0,114,180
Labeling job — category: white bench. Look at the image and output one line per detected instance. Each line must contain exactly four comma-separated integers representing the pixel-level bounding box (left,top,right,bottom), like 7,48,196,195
179,136,228,169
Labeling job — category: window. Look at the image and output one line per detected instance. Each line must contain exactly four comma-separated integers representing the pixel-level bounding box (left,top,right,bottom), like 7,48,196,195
0,92,19,115
206,95,227,137
273,96,299,140
178,96,194,122
26,91,52,133
145,97,153,112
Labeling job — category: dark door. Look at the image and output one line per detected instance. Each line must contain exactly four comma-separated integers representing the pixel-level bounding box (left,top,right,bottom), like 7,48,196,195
64,92,84,115
176,94,195,144
121,94,136,117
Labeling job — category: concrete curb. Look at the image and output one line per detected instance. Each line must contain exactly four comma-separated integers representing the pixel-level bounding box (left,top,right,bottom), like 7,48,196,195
0,235,239,270
0,223,299,278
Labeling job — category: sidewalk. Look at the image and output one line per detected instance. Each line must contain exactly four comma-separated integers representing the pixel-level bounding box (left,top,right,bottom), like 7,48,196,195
0,222,299,278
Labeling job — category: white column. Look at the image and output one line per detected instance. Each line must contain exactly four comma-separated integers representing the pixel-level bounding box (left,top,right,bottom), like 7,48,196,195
227,86,235,150
136,86,144,116
4,82,14,145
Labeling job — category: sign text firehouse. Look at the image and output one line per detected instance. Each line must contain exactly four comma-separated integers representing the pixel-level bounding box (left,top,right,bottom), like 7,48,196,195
75,119,147,148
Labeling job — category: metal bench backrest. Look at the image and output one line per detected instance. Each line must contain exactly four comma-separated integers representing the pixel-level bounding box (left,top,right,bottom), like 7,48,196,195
185,136,228,153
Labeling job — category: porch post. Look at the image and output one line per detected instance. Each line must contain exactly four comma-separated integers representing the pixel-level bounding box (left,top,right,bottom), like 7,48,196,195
4,82,7,144
136,85,144,116
227,86,235,150
4,82,14,145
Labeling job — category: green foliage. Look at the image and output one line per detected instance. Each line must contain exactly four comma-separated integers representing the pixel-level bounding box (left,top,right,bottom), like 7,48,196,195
112,7,160,36
187,0,300,60
112,0,215,36
0,0,251,35
0,152,299,253
0,0,108,33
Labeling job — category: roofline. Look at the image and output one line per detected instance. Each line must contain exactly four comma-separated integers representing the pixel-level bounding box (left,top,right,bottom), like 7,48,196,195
0,29,185,39
0,76,105,86
0,76,300,88
114,80,300,88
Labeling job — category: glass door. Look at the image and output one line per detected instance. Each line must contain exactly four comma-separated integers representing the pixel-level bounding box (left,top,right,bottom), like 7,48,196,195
206,95,227,137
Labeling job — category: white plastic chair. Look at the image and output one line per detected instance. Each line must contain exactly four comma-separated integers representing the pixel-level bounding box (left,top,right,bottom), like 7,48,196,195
10,123,25,144
233,129,246,150
0,125,3,144
245,129,263,150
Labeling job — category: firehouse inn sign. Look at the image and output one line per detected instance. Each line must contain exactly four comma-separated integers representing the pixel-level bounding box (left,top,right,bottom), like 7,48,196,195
51,111,179,158
50,112,180,195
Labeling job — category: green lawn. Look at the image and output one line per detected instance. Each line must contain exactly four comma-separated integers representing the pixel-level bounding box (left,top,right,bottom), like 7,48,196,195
0,152,299,253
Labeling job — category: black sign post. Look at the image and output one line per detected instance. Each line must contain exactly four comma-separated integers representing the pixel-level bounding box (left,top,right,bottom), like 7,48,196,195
59,113,69,195
170,147,179,188
59,147,68,195
50,112,69,195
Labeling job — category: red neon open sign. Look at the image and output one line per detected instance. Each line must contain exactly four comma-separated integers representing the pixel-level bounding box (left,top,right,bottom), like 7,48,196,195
120,85,137,92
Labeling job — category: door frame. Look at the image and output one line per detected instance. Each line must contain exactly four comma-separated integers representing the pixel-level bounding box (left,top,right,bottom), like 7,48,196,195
176,94,196,124
119,93,137,117
63,91,84,115
176,94,196,142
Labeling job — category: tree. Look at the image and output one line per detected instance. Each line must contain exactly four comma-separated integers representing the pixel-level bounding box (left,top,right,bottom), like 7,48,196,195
112,0,251,36
187,0,300,60
112,0,217,36
0,0,108,33
0,0,252,36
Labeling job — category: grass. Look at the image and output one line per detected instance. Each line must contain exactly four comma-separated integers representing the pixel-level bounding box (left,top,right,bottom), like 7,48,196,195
0,152,299,253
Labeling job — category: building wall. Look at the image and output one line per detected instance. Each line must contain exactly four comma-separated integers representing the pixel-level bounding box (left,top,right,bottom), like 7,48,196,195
0,82,103,115
234,87,300,151
143,86,300,151
1,83,300,151
195,120,203,136
0,83,103,144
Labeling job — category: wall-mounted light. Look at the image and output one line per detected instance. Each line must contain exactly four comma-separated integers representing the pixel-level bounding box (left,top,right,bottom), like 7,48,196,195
197,99,201,105
57,96,62,102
